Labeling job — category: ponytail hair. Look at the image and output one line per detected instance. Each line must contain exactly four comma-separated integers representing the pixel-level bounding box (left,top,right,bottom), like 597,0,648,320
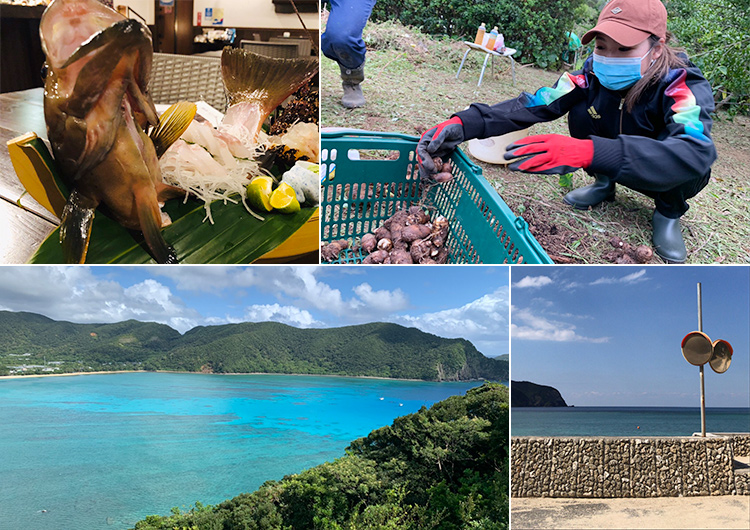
625,32,687,112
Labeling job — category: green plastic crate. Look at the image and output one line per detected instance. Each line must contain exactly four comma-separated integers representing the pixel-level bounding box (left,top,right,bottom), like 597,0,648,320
320,130,552,264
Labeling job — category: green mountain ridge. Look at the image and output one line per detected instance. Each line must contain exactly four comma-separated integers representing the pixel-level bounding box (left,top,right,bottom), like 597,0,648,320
0,311,507,382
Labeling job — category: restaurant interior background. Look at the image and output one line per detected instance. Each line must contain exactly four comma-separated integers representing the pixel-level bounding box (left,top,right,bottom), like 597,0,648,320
0,0,319,93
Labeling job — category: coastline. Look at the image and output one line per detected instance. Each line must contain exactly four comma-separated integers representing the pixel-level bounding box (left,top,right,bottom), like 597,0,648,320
0,370,499,384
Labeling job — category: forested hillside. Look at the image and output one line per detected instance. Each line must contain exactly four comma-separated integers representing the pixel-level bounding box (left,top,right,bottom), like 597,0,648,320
133,383,510,530
0,312,507,382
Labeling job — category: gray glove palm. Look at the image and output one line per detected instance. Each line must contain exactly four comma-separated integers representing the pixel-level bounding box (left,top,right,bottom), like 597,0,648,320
417,117,465,174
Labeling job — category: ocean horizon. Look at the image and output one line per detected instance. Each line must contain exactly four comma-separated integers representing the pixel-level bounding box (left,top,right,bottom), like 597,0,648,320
0,372,488,530
511,406,750,437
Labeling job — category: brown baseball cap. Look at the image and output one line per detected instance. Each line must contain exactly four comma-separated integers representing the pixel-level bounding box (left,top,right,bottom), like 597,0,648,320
582,0,667,46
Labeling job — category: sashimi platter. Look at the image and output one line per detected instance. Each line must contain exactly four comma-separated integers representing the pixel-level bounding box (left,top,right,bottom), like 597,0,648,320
9,0,320,264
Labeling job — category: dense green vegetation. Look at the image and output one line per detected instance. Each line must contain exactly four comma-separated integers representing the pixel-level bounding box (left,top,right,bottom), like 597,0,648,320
0,311,507,382
369,0,589,68
367,0,749,111
132,383,509,530
668,0,750,114
510,380,568,407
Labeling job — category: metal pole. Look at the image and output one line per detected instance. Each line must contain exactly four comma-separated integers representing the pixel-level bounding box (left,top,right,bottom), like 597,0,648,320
697,283,706,437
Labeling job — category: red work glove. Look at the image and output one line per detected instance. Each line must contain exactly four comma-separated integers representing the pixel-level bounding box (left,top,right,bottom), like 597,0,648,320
504,134,594,175
417,116,465,175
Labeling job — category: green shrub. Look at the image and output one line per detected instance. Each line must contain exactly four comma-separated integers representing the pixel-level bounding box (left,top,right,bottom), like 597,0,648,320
369,0,587,69
668,0,750,115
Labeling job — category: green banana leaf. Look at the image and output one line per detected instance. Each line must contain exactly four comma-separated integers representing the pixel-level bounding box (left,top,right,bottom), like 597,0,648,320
29,195,317,264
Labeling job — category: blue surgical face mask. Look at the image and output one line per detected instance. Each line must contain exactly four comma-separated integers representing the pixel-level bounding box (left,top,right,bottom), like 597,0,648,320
593,48,654,91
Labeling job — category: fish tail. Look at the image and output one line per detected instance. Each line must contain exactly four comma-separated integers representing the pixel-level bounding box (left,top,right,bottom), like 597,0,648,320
135,187,178,264
59,189,97,264
221,47,318,113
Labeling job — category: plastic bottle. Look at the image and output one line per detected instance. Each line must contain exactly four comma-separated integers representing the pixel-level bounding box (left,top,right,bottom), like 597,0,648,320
486,26,499,50
474,23,486,45
494,33,505,52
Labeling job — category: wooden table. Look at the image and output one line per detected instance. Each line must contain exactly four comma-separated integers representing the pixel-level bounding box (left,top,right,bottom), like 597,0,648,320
456,41,517,87
0,88,58,264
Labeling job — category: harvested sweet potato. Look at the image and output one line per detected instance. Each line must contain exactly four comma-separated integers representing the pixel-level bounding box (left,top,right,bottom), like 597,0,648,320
434,247,449,264
374,226,391,241
430,216,450,247
360,233,377,254
353,205,451,265
321,239,349,262
635,245,653,263
377,238,393,251
389,223,405,241
407,206,430,225
362,249,388,264
402,224,432,243
392,237,409,251
386,249,413,264
410,238,433,263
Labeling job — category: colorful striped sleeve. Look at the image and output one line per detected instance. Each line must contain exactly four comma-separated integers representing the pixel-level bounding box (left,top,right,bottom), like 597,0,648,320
455,70,589,139
525,72,589,108
664,69,711,143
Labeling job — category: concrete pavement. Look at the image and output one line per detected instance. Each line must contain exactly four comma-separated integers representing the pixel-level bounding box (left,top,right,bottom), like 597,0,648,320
511,495,750,529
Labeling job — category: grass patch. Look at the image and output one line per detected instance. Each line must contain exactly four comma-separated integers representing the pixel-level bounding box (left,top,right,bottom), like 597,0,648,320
321,20,750,264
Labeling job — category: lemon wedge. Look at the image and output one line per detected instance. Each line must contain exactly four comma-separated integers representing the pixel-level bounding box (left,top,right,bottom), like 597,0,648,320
270,182,301,214
246,176,274,212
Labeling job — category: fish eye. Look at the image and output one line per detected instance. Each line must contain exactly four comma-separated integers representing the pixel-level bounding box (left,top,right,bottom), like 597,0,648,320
40,63,48,80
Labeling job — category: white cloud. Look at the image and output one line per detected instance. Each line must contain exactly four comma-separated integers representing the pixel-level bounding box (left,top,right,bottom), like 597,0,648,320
590,269,647,285
154,267,411,322
351,283,409,313
0,267,202,333
511,307,609,343
244,304,321,328
513,275,554,288
149,266,258,291
395,286,510,356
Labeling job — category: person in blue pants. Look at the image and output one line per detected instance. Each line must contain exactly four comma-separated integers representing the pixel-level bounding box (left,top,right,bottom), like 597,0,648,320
321,0,377,108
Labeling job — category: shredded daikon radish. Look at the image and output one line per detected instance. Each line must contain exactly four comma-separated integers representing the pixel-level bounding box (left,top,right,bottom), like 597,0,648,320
160,139,265,224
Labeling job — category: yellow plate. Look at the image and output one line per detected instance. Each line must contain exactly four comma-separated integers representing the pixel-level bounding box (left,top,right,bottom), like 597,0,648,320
260,208,319,260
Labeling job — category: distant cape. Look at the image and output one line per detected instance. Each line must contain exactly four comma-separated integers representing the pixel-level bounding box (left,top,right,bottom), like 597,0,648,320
511,380,568,407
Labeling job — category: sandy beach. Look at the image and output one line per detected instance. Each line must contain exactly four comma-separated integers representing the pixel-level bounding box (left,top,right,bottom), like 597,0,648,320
0,370,146,380
511,495,750,529
0,370,491,383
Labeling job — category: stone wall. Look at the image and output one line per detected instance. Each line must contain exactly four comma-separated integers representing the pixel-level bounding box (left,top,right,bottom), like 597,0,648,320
722,434,750,457
512,435,750,498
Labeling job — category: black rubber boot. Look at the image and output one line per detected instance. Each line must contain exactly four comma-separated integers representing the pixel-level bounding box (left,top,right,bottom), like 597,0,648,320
563,174,615,209
652,210,687,263
339,63,366,109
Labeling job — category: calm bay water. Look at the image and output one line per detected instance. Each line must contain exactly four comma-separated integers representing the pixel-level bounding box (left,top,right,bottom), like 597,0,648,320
0,372,484,530
512,406,750,437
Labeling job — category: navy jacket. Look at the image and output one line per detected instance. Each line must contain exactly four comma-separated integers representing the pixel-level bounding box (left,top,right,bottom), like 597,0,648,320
454,56,717,192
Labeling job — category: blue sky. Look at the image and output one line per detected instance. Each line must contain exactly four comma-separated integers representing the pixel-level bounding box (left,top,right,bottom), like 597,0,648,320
511,266,750,408
0,266,510,357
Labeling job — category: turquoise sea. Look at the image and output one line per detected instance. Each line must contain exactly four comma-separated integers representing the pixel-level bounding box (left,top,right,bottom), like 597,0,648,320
0,372,486,530
511,406,750,437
